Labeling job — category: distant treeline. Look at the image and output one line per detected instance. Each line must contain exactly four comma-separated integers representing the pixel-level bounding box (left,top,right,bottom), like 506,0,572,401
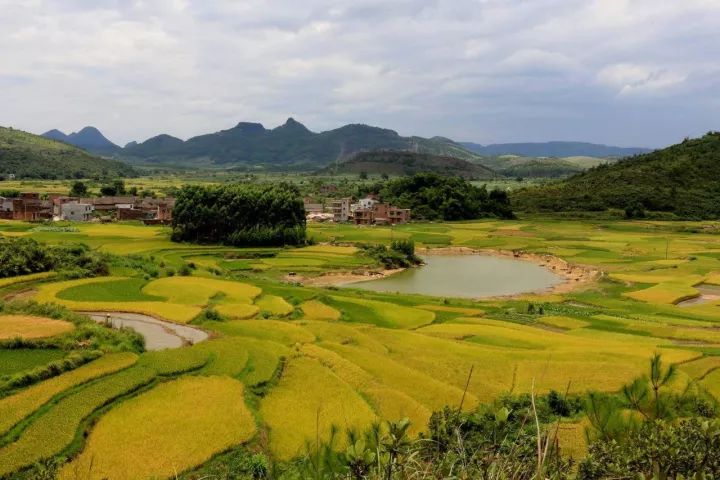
171,183,306,246
512,132,720,219
378,173,515,221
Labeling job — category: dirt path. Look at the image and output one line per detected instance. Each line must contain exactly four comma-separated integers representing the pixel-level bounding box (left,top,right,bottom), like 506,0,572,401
296,268,406,287
81,311,209,351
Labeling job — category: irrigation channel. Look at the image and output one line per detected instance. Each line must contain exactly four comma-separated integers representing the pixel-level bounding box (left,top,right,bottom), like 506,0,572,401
82,312,209,350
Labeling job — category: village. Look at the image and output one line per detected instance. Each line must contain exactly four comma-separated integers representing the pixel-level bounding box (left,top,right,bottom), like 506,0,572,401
305,192,411,225
0,192,174,224
0,190,410,226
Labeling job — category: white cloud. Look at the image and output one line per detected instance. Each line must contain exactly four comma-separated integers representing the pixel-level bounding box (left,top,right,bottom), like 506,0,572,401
0,0,718,147
597,64,688,95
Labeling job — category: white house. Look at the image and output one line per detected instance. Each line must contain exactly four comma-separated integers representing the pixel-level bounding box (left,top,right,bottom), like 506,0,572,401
60,202,94,221
0,197,13,213
351,196,378,213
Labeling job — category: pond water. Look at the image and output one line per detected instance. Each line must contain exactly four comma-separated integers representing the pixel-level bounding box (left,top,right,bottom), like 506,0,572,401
676,284,720,308
347,255,563,298
83,312,208,350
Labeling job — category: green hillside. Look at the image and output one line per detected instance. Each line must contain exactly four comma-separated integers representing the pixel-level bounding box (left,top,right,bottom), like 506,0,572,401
0,127,136,179
493,155,616,178
322,150,497,179
512,132,720,219
120,119,482,168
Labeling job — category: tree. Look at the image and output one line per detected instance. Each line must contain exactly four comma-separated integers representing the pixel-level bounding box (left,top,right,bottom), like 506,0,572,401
69,181,88,197
359,171,368,180
100,179,126,196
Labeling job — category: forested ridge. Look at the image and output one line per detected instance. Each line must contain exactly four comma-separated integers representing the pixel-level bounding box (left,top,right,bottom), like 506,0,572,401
512,132,720,219
0,127,136,179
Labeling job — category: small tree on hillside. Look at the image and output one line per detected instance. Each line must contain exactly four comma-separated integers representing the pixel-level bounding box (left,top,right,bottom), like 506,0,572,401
69,181,88,197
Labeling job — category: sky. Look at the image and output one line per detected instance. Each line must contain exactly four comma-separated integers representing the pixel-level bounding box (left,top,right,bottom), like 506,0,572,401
1,0,719,148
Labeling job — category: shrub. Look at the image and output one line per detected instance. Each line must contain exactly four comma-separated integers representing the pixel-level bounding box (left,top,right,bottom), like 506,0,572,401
578,419,720,479
0,238,108,279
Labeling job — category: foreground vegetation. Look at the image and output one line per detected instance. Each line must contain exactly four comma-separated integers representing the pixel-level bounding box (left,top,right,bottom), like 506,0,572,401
1,217,720,478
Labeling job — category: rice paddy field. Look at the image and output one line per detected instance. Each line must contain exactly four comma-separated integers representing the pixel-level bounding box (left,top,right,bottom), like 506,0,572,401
2,217,720,477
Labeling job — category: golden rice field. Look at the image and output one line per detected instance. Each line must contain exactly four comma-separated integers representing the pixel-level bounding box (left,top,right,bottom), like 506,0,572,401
0,314,74,339
60,376,255,480
2,218,720,475
0,353,137,435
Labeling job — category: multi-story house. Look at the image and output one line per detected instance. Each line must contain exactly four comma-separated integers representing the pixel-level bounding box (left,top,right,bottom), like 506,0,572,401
331,198,352,222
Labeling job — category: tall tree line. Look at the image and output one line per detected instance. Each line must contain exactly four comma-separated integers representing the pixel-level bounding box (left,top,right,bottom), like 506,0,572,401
171,183,306,246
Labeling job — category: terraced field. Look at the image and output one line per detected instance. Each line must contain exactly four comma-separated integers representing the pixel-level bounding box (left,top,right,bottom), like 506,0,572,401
1,218,720,476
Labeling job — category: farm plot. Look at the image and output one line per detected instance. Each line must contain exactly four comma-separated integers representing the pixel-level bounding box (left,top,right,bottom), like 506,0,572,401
328,296,435,329
60,376,256,480
35,276,263,323
0,353,137,435
0,365,155,476
300,300,342,321
0,349,66,376
260,356,377,460
0,314,74,339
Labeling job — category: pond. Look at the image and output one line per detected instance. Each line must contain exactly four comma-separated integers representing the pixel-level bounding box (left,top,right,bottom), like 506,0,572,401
675,284,720,307
347,254,563,298
83,312,209,350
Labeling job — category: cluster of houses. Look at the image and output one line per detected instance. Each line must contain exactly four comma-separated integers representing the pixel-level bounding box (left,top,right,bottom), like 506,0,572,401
0,193,174,224
304,194,411,225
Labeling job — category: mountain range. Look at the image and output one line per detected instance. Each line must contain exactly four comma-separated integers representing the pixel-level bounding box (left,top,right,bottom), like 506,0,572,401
116,118,482,169
42,127,120,155
461,141,651,158
40,120,651,170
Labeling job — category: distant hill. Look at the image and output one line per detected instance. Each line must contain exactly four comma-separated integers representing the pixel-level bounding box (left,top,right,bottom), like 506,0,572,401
321,150,497,179
119,118,482,168
0,127,136,179
512,132,720,219
478,155,616,178
461,141,651,158
42,126,120,155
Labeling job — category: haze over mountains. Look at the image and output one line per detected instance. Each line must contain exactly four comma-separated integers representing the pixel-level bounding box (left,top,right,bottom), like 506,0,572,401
460,141,651,158
40,119,652,170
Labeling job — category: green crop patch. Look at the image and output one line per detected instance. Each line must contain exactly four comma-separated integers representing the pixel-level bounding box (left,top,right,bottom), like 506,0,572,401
0,349,66,377
56,278,163,302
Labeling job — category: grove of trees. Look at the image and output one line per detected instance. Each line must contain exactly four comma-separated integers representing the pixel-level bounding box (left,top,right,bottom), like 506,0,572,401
171,183,307,246
379,173,515,221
